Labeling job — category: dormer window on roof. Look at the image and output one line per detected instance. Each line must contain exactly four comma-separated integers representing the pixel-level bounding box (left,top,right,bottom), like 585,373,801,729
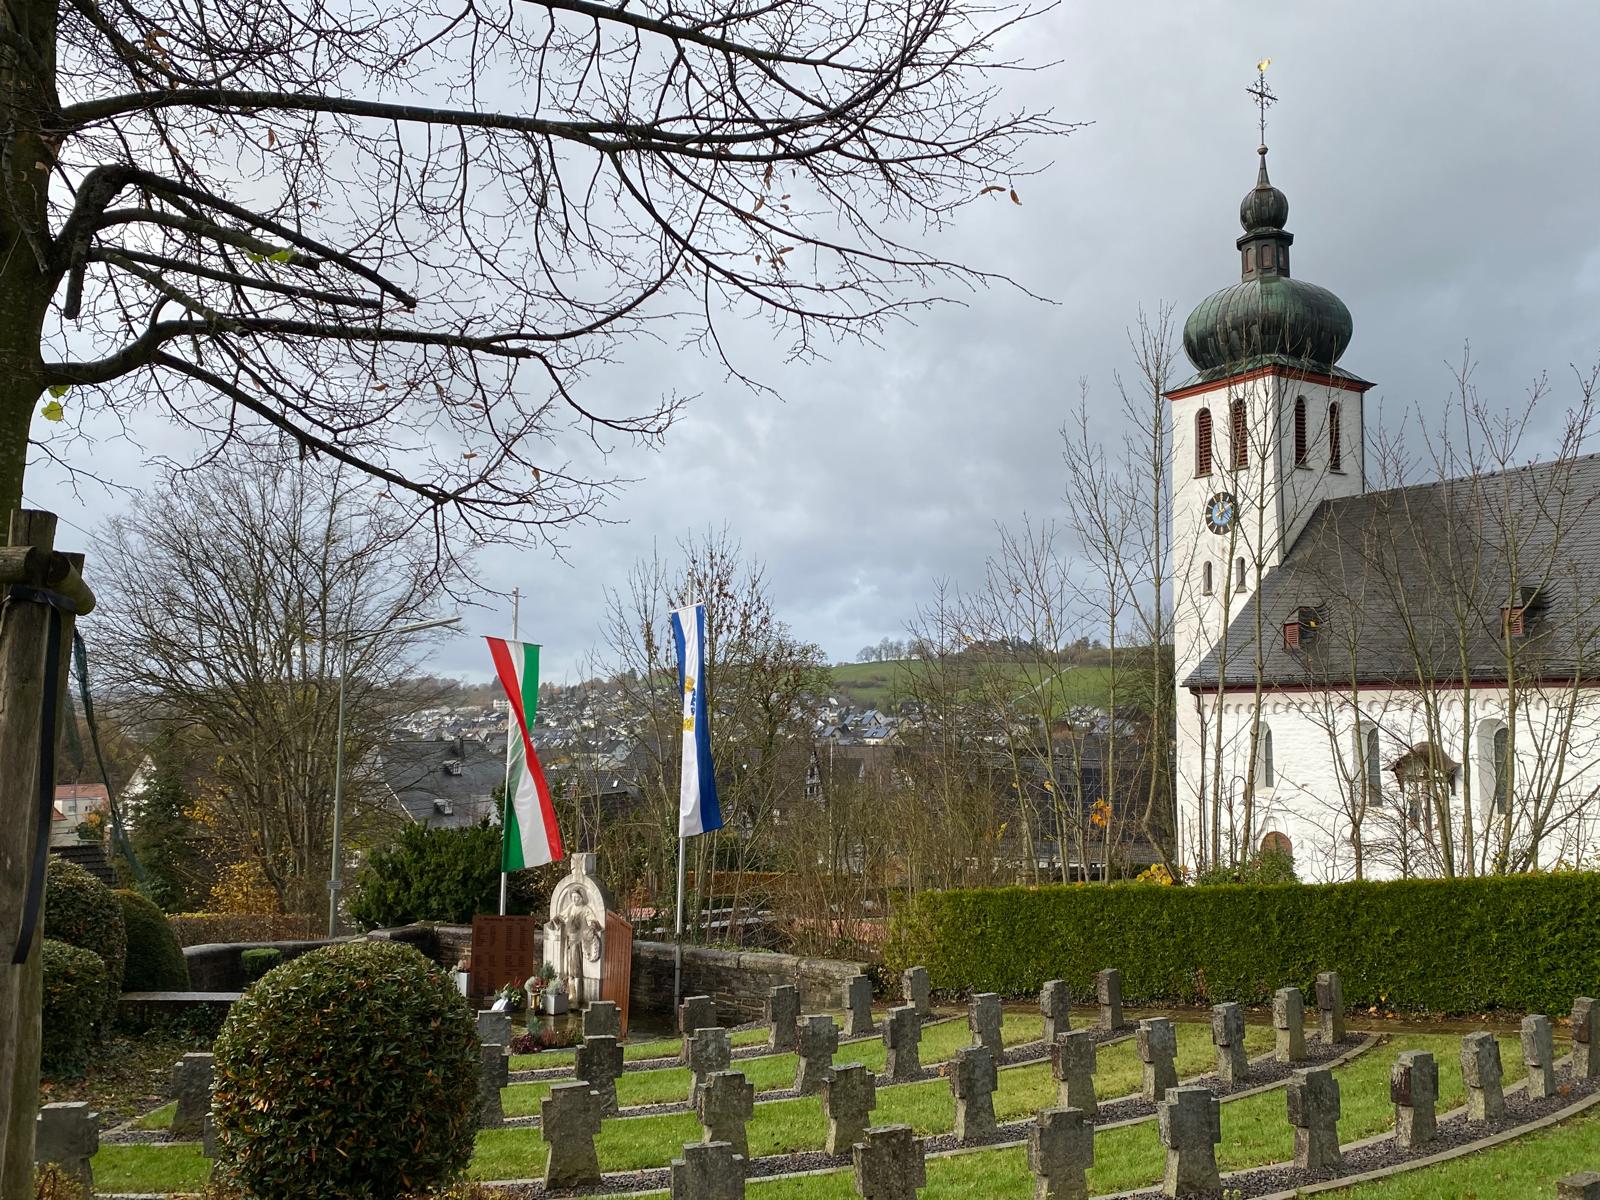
1282,605,1324,651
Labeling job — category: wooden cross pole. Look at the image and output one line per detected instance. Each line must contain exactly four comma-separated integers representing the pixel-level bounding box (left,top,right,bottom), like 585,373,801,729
0,510,95,1197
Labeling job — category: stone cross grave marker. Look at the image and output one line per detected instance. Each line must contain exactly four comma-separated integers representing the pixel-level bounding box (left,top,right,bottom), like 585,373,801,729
479,1042,508,1127
1041,980,1071,1045
1274,987,1308,1063
901,967,931,1017
969,992,1003,1057
1028,1107,1094,1200
1095,969,1123,1031
697,1071,756,1159
1390,1049,1438,1150
1211,1003,1248,1087
1574,997,1600,1079
35,1102,98,1194
949,1045,998,1143
478,1009,513,1050
170,1051,213,1139
883,1005,922,1081
576,1033,625,1115
796,1014,841,1094
1559,1173,1600,1200
688,1026,733,1106
824,1063,878,1155
1315,971,1345,1043
846,974,874,1037
1158,1087,1221,1198
1051,1029,1098,1117
1287,1067,1342,1172
766,985,800,1052
542,1082,604,1189
1138,1018,1179,1103
671,1139,745,1200
584,1000,621,1040
1461,1031,1506,1122
1523,1014,1557,1100
852,1124,926,1200
681,995,717,1062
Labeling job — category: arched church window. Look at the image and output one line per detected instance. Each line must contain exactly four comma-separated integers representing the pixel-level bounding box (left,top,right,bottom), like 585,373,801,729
1195,409,1213,477
1293,396,1308,467
1260,830,1292,858
1235,557,1247,590
1256,723,1275,788
1328,401,1343,472
1491,725,1511,815
1363,727,1383,807
1230,399,1249,470
1395,743,1455,836
1202,561,1213,596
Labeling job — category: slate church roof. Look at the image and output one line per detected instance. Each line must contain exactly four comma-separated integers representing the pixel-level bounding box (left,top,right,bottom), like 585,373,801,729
1184,454,1600,691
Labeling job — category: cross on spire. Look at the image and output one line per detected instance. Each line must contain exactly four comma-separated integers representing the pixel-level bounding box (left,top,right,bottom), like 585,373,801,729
1247,59,1277,147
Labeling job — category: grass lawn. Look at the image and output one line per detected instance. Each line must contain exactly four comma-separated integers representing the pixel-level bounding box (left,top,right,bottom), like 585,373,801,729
96,1024,1520,1195
1323,1107,1600,1198
502,1014,1044,1117
137,1100,177,1130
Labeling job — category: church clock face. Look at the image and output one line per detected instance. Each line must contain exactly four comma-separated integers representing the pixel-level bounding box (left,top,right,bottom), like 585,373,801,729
1204,491,1239,535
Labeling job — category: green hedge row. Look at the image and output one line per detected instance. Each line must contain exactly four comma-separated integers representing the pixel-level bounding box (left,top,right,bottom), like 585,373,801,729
883,873,1600,1015
41,939,108,1075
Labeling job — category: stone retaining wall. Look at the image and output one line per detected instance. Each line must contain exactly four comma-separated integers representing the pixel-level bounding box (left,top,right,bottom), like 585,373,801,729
629,941,868,1022
183,938,345,990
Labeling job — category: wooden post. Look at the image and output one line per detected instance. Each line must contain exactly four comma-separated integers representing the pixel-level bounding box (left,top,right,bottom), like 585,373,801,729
0,510,94,1196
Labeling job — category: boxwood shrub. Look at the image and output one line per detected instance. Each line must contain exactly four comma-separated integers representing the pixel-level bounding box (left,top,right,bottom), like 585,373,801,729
41,938,108,1075
44,857,126,1029
115,890,190,992
884,872,1600,1014
240,948,281,981
211,939,479,1199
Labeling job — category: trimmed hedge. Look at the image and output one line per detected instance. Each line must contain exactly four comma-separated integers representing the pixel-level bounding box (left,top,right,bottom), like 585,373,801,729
116,890,190,992
884,872,1600,1015
212,939,478,1199
41,939,107,1075
43,856,126,1030
240,948,281,981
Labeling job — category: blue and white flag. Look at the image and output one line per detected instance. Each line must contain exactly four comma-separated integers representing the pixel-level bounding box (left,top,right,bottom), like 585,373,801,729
670,603,722,837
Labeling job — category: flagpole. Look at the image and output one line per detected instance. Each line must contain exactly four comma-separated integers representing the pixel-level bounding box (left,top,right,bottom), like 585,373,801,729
499,588,520,916
673,833,686,1008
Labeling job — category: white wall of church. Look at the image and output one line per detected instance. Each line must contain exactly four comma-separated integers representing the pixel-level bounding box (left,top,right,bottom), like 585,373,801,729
1179,685,1600,882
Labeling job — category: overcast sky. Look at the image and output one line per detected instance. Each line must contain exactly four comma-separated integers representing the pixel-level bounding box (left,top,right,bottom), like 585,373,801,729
30,0,1600,683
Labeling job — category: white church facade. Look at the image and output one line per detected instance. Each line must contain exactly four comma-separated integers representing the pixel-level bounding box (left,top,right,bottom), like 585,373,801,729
1169,145,1600,882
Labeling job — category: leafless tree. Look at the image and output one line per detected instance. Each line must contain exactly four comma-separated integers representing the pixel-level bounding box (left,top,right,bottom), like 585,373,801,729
89,453,453,912
9,0,1070,548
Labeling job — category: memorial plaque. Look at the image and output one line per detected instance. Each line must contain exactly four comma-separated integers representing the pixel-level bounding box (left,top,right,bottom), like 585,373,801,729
471,914,538,997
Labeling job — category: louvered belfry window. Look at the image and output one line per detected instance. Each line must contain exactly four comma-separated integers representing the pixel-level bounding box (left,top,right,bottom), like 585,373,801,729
1294,396,1308,466
1230,399,1248,470
1195,408,1213,477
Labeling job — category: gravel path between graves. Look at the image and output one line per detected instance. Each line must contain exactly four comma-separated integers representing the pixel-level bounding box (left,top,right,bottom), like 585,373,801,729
1110,1067,1600,1200
509,1013,957,1083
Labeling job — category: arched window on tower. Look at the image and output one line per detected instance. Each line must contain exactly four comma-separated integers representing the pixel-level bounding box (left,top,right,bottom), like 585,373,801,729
1329,401,1343,472
1195,409,1213,477
1202,561,1213,596
1293,396,1309,467
1363,727,1384,806
1230,399,1249,470
1236,557,1247,590
1255,723,1275,789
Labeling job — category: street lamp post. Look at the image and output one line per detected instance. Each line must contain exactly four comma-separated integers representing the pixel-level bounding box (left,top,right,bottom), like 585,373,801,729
327,614,461,937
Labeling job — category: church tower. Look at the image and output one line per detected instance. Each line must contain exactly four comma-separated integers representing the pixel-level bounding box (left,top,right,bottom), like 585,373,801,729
1167,130,1372,864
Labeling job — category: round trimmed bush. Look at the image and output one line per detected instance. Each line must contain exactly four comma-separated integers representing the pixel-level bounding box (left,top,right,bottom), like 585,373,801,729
115,889,190,992
239,948,281,981
40,938,107,1076
212,939,478,1199
43,857,126,1030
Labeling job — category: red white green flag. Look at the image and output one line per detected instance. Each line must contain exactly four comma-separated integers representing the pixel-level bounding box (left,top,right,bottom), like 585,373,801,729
485,637,563,869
